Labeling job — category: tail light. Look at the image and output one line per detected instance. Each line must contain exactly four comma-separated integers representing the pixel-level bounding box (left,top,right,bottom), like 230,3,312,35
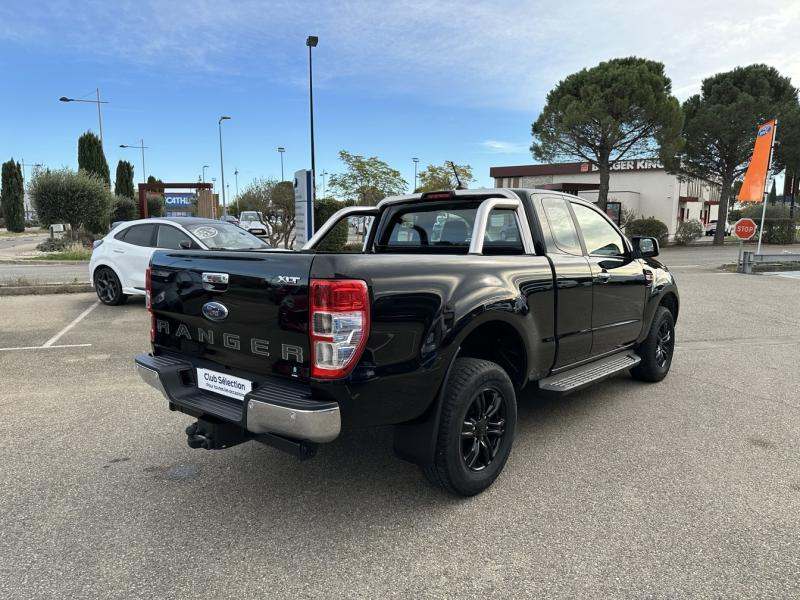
309,279,370,379
145,267,154,342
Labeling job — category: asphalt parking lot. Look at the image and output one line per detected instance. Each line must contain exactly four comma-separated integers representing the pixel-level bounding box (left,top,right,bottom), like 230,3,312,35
1,261,799,599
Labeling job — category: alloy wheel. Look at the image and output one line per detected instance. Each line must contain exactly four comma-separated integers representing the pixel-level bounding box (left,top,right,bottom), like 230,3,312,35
461,387,506,472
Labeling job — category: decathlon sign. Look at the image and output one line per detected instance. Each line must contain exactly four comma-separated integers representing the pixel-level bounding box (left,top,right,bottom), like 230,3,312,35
164,193,194,207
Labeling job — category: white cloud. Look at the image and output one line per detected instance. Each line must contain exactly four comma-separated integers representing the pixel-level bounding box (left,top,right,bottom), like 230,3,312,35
480,140,530,154
3,0,800,110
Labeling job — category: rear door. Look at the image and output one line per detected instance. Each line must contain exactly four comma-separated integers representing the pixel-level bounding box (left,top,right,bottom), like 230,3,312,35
115,223,157,290
569,202,647,356
150,251,316,380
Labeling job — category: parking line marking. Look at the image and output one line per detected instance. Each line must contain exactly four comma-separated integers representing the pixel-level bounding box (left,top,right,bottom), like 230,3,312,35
0,344,92,352
42,300,100,347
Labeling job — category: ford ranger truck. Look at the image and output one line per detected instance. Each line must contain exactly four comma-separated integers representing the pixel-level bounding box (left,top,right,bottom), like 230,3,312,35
135,189,679,496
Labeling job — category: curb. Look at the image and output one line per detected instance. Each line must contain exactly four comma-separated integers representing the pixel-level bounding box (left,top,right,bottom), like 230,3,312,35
0,283,94,296
0,259,89,265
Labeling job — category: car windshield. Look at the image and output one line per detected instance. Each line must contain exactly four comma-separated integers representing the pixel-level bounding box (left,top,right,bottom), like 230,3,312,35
185,222,270,250
240,211,261,222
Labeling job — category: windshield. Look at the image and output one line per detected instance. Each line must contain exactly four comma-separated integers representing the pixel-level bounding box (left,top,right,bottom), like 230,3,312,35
185,222,270,250
240,211,262,222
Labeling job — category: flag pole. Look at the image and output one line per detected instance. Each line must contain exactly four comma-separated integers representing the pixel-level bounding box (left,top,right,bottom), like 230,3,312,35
756,120,777,255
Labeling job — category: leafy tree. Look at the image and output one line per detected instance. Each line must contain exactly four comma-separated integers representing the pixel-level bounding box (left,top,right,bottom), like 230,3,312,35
768,179,777,204
114,160,135,199
77,131,110,187
680,64,798,245
1,159,25,232
674,219,704,245
625,216,669,245
775,104,800,237
314,198,349,251
237,178,296,248
328,150,407,205
145,194,164,218
110,195,137,222
531,57,683,212
30,168,112,233
417,162,474,192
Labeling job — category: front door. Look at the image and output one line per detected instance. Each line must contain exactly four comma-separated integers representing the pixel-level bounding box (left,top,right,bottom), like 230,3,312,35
570,202,648,356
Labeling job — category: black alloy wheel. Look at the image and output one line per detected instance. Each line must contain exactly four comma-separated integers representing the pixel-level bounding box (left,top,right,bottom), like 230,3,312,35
631,306,674,382
461,387,506,472
654,320,673,369
94,267,127,306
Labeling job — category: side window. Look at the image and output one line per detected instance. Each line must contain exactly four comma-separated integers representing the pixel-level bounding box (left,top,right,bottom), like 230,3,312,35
483,209,524,255
541,197,582,255
156,225,192,249
120,224,156,247
571,203,626,256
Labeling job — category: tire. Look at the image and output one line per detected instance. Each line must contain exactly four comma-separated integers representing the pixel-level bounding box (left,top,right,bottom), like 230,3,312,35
631,306,675,382
94,267,128,306
422,358,517,496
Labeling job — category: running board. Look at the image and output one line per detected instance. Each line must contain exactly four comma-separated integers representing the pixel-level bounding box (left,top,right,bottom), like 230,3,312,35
539,351,641,394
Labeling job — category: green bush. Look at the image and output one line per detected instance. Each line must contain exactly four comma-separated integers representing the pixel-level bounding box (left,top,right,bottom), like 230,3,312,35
314,198,348,251
674,219,703,245
145,193,164,218
625,217,669,245
727,209,742,223
741,204,798,244
342,242,363,253
111,195,138,223
29,168,112,233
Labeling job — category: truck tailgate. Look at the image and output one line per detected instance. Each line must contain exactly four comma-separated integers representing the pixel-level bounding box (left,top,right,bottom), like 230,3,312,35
149,250,314,380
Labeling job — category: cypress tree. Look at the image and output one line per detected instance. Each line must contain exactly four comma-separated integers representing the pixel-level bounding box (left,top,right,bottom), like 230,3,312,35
1,159,25,232
78,131,110,187
115,160,135,199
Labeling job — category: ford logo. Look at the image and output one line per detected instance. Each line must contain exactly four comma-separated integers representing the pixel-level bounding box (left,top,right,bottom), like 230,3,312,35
202,301,229,322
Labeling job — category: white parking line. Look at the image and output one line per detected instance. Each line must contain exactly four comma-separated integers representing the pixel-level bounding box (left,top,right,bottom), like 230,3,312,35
42,300,100,347
0,344,92,352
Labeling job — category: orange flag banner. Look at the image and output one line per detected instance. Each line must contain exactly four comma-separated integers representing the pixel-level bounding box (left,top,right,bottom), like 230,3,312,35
738,119,777,202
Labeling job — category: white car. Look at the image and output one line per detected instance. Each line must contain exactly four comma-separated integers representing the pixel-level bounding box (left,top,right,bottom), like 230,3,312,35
239,211,268,237
704,220,731,236
89,217,270,305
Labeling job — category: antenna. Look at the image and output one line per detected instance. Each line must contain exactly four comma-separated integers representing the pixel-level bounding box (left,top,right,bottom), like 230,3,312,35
448,161,464,190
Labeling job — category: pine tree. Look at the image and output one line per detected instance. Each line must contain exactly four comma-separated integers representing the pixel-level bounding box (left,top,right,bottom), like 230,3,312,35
768,179,777,204
1,159,25,232
114,160,135,199
78,131,110,187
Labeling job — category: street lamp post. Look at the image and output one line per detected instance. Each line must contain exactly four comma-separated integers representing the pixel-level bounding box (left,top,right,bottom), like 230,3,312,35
20,160,43,182
119,139,148,183
306,35,318,201
412,157,419,192
321,170,328,198
202,164,209,184
234,169,239,201
277,147,286,181
218,116,231,216
59,88,108,147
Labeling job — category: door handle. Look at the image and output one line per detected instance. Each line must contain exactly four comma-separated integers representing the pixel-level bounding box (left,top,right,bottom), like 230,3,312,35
595,271,611,283
113,249,125,254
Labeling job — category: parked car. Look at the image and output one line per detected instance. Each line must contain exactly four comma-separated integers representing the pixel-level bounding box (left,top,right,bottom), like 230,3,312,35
705,220,731,236
239,211,268,237
220,214,240,227
135,189,678,496
89,217,270,306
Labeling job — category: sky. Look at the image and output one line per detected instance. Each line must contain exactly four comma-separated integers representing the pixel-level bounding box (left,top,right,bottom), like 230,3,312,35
1,0,799,195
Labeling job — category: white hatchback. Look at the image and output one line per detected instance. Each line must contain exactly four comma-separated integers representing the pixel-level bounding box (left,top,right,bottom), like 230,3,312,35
89,217,270,305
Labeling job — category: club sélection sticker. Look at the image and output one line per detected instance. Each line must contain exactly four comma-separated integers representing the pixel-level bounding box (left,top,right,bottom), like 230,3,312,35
193,226,219,240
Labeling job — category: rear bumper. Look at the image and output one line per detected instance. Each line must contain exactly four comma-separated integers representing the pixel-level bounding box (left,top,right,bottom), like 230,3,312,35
134,353,340,443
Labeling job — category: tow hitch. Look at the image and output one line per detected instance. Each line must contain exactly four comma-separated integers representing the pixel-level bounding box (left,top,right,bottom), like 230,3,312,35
185,418,318,459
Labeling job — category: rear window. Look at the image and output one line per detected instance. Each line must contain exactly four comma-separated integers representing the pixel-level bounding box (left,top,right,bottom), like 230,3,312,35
376,202,523,254
184,222,270,250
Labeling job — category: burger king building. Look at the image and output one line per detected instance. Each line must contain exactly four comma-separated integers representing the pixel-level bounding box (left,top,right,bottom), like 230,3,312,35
489,159,721,238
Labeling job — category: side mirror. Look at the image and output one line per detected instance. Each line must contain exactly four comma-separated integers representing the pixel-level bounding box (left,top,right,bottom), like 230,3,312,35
632,236,659,258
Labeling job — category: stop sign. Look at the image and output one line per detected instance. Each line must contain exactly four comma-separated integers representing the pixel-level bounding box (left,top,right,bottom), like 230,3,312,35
733,218,757,240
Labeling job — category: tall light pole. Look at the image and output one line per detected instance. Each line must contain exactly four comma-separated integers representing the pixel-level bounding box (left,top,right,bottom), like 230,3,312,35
321,170,328,198
234,168,239,201
202,164,209,184
412,157,419,192
218,115,231,216
120,139,148,183
306,35,318,201
20,160,43,182
277,147,286,181
59,88,108,148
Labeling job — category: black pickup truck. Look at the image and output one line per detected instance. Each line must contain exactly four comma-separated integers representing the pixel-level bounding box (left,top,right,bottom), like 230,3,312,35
135,189,678,496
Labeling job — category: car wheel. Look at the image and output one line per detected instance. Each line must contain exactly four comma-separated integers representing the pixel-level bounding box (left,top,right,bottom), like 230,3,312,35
631,306,675,382
94,267,128,306
422,358,517,496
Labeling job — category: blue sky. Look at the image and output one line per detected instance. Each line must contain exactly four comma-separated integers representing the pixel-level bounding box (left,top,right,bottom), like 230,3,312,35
2,0,798,194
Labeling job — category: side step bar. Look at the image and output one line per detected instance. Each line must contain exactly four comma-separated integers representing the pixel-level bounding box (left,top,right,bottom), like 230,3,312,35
539,351,641,394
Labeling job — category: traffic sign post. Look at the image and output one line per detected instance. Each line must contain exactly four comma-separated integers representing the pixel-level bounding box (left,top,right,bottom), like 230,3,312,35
733,218,758,272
